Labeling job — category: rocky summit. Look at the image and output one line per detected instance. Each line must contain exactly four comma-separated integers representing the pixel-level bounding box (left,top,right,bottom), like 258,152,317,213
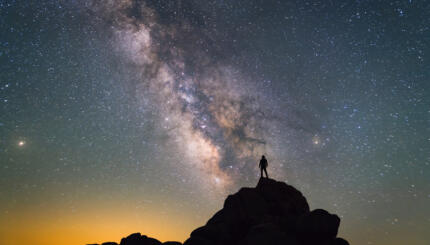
92,178,349,245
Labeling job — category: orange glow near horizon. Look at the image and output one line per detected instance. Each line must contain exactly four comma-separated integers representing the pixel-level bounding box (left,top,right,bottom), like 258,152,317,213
1,200,425,245
0,201,202,245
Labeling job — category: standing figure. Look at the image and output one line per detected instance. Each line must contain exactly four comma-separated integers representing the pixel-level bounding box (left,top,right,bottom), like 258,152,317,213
259,155,269,178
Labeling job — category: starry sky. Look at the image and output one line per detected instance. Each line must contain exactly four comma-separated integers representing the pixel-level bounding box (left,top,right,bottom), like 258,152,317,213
1,1,429,245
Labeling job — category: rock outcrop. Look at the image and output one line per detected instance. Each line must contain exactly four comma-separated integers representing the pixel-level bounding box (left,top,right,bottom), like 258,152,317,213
92,178,349,245
184,178,347,245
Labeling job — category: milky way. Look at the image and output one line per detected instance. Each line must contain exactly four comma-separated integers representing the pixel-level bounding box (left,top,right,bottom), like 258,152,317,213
87,0,291,192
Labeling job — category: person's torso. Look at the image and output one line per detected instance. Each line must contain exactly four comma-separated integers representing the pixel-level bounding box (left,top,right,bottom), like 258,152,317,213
261,159,267,167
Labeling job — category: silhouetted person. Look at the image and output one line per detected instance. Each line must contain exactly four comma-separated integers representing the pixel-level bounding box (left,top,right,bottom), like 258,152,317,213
259,155,269,178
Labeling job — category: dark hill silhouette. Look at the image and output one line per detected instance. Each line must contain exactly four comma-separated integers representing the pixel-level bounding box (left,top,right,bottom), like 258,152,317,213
90,178,349,245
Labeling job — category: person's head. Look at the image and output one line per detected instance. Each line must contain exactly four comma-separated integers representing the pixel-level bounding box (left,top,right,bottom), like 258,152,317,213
262,155,265,159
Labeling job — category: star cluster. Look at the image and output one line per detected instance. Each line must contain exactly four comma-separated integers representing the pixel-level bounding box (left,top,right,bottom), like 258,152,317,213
0,1,429,245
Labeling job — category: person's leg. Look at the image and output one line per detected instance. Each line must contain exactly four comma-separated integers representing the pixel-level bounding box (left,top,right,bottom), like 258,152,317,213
260,168,263,178
264,168,268,178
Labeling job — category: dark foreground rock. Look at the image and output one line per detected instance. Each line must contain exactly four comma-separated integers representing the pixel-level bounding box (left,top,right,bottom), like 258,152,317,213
93,178,349,245
88,233,181,245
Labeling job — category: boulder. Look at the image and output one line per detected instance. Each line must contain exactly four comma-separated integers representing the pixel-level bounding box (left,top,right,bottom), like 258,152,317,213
119,233,162,245
333,238,350,245
188,178,314,244
256,178,310,215
296,209,340,244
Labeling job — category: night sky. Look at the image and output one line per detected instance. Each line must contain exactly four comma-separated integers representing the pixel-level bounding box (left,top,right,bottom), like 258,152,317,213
1,1,429,245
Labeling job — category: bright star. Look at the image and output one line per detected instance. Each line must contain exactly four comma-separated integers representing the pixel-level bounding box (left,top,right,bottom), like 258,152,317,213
18,140,25,147
312,136,320,145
